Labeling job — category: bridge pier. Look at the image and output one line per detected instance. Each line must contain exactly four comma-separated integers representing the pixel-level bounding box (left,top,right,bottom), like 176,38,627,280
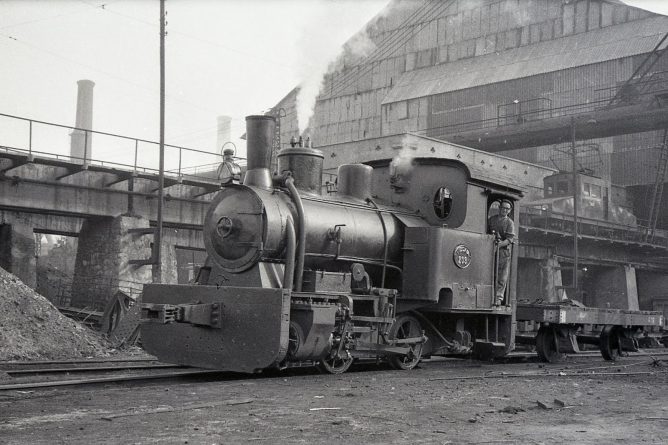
585,265,639,310
517,256,565,303
542,257,566,302
636,271,668,317
0,222,36,288
70,215,177,310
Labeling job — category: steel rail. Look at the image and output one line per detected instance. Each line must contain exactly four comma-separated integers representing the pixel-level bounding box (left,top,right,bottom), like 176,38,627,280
2,350,665,391
5,363,182,376
0,357,158,366
0,369,219,391
428,370,668,381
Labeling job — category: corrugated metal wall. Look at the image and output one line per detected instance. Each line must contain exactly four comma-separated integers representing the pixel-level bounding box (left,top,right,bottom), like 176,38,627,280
304,0,653,147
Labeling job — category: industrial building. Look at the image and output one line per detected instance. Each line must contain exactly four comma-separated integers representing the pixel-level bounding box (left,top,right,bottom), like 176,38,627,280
270,0,668,315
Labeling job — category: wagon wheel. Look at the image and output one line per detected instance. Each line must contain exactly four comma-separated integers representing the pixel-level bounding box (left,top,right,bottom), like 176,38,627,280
536,326,565,363
600,325,623,361
318,351,353,374
388,314,423,370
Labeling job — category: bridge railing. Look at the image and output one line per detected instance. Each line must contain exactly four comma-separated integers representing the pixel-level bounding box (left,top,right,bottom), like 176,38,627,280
0,112,237,182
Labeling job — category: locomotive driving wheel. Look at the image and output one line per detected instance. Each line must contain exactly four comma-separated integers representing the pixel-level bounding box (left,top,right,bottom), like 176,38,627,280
388,314,423,370
318,351,353,374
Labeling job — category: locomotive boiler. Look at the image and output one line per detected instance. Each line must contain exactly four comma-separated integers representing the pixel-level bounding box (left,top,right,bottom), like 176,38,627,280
140,115,523,373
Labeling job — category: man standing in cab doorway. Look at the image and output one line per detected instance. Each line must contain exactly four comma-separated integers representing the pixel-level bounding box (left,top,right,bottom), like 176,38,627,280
488,200,515,305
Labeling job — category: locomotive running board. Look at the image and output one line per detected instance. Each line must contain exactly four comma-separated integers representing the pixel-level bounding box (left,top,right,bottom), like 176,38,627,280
141,284,290,373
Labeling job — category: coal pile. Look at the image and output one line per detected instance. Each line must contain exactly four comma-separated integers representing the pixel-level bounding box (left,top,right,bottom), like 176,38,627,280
0,266,110,361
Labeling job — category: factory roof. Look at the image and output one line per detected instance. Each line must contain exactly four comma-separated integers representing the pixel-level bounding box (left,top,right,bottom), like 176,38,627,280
319,133,555,193
382,15,668,105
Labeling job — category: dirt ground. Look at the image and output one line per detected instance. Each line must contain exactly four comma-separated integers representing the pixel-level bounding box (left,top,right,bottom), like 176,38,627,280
1,355,667,445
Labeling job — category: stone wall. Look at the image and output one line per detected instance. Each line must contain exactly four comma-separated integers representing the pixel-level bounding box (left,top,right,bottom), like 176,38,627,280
71,215,152,310
0,223,36,288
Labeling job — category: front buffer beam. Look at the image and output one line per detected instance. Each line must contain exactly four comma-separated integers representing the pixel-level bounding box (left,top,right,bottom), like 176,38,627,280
141,284,290,373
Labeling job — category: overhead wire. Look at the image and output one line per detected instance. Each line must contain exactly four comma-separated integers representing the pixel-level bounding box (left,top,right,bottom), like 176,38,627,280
1,0,288,124
76,0,293,71
70,0,290,143
0,5,244,147
0,11,88,31
0,30,222,118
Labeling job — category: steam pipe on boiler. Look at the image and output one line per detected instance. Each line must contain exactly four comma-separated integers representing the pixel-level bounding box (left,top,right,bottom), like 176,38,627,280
283,218,296,292
366,197,389,288
285,177,305,292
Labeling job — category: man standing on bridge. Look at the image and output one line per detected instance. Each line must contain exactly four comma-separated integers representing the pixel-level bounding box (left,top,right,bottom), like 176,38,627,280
488,200,515,305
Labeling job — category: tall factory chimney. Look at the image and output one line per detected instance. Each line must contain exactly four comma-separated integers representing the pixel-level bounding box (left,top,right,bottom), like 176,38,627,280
216,115,232,153
70,79,95,164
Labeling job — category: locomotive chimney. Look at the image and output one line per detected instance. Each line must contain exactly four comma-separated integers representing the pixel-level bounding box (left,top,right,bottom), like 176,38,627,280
243,115,275,189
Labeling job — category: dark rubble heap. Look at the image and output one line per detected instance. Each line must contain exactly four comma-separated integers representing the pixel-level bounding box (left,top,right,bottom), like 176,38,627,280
0,266,110,361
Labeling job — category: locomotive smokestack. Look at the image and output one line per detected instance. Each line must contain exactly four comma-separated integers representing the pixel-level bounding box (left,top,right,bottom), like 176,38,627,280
243,115,276,189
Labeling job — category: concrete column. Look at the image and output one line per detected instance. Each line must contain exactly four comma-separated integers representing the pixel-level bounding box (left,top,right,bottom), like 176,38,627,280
636,271,668,311
624,265,639,311
156,227,178,285
0,223,36,288
542,256,564,302
516,257,566,303
590,265,638,310
71,215,153,310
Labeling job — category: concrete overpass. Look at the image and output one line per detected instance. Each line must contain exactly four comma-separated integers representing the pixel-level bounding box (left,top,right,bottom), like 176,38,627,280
0,116,224,310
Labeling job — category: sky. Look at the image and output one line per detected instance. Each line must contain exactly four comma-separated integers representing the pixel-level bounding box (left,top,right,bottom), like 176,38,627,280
0,0,666,173
0,0,388,173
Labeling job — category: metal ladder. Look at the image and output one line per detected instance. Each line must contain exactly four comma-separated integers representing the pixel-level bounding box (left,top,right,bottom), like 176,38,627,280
608,32,668,107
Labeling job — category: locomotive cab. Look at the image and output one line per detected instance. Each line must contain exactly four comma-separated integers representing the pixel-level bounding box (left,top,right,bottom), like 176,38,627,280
366,157,521,359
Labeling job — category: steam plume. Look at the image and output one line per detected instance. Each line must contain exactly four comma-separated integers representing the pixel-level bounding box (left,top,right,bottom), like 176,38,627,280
295,1,390,135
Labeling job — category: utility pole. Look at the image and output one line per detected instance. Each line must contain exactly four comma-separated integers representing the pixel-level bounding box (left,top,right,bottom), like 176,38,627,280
155,0,166,283
570,117,578,298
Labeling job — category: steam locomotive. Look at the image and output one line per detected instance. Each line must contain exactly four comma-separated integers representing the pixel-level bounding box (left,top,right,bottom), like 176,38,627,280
140,115,522,373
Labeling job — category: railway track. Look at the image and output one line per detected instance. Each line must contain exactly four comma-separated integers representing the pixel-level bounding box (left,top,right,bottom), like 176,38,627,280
1,350,666,392
0,358,219,391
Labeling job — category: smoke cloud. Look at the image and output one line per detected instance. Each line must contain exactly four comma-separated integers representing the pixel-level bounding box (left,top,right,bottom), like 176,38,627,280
390,135,416,178
294,1,390,135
